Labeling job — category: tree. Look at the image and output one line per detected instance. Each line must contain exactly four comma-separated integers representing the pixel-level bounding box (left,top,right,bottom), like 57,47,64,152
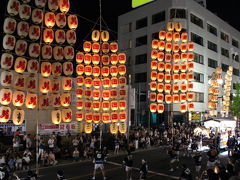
230,83,240,128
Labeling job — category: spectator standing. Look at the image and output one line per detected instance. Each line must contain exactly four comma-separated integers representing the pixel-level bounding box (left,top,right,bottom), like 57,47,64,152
139,159,148,180
123,152,133,180
48,136,55,152
92,149,106,180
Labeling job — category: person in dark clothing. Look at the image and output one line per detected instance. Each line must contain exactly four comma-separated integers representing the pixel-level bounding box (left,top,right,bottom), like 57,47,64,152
207,146,219,168
123,152,133,180
0,164,9,180
180,164,192,180
23,170,37,180
193,151,202,178
56,169,66,180
139,159,148,180
168,145,178,172
92,150,106,180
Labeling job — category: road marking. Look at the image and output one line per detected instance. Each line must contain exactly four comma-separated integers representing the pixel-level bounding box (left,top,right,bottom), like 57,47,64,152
107,161,179,179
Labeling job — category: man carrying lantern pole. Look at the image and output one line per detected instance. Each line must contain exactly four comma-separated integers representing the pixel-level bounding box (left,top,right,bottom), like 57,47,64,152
92,149,107,180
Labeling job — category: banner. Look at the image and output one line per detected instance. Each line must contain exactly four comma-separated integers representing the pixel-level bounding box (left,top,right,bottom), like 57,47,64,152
0,120,26,135
132,0,155,8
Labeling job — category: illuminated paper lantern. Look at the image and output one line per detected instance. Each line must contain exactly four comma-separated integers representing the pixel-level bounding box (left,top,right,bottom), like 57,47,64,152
110,42,118,53
76,64,84,76
180,73,187,81
12,109,24,125
92,42,100,53
165,74,171,83
93,89,101,100
159,31,166,40
119,111,127,122
84,89,92,99
26,76,37,92
51,62,62,77
76,99,84,110
13,74,25,90
1,53,13,70
167,22,174,31
0,71,13,87
52,94,61,108
157,104,164,113
173,32,180,42
173,74,179,82
62,77,72,91
48,0,59,11
60,93,71,107
35,0,46,8
68,14,78,30
150,81,157,91
111,101,118,111
25,93,37,109
187,93,194,102
76,52,84,64
119,121,127,134
76,76,84,86
14,57,27,73
0,89,12,105
165,43,172,52
180,94,187,102
84,77,92,88
102,113,111,123
158,41,165,51
119,77,126,86
102,101,110,111
93,78,101,89
181,33,188,42
151,61,158,70
187,62,194,71
173,53,180,62
29,25,40,41
165,53,172,62
151,50,158,59
91,30,100,42
102,42,110,54
43,28,54,44
111,112,118,123
55,30,66,44
180,103,187,113
119,89,127,98
157,52,164,62
56,13,66,28
92,66,100,77
181,54,188,63
3,17,17,34
187,73,194,81
102,90,111,100
39,78,51,94
76,111,84,121
165,95,172,105
102,78,111,88
150,92,156,102
45,12,55,28
19,4,31,20
52,109,61,124
188,42,194,51
180,64,187,72
110,123,118,134
64,46,74,60
76,88,83,98
41,62,51,77
92,101,101,111
29,43,40,58
187,83,193,91
188,53,194,61
166,32,172,42
62,108,72,123
59,0,70,13
118,53,126,64
173,94,179,103
51,78,60,93
102,66,110,77
92,54,100,65
110,54,118,65
0,106,11,123
7,0,20,16
157,94,164,103
39,95,50,109
180,43,188,53
85,123,93,134
15,40,27,56
152,39,158,49
111,77,118,88
158,62,165,71
172,43,180,53
63,62,73,76
180,83,187,93
102,55,110,65
110,89,117,99
84,53,92,64
165,63,172,72
17,21,29,38
41,45,52,59
173,64,180,73
151,71,157,81
93,113,101,124
164,84,171,93
150,103,157,113
3,35,16,50
174,22,182,32
188,103,194,112
110,66,118,77
173,84,179,93
12,91,25,107
157,83,164,92
119,100,127,110
157,73,164,82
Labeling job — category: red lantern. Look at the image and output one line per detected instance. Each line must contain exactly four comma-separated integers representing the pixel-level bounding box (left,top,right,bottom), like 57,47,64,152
173,74,179,82
159,31,166,40
173,94,179,103
188,103,194,112
92,66,101,77
92,42,100,53
158,62,165,71
76,64,84,76
173,53,180,63
84,101,92,111
187,73,194,81
152,39,158,49
84,77,92,88
83,41,91,52
151,61,158,70
150,81,157,91
119,77,127,86
102,113,110,123
110,54,118,65
76,88,83,98
157,94,164,103
165,95,172,104
164,84,171,93
188,53,194,61
180,103,187,113
187,62,194,71
55,30,65,44
12,91,25,107
84,65,92,76
25,93,38,109
102,42,110,54
0,89,12,105
187,92,194,102
151,50,158,59
62,108,72,123
92,54,100,65
180,73,187,81
93,78,101,89
181,32,188,42
111,89,117,99
111,112,118,122
14,57,27,73
157,104,164,113
188,42,194,51
157,52,164,62
93,101,101,111
151,71,157,81
59,0,70,13
119,89,127,98
45,12,55,28
165,74,171,83
102,78,111,88
158,41,165,51
150,92,156,102
119,111,127,122
76,111,84,121
102,66,110,77
172,43,180,52
93,89,101,100
180,94,187,102
76,76,84,86
165,43,172,52
173,64,179,73
102,55,110,65
76,52,84,64
150,103,157,113
180,43,188,52
157,83,164,92
102,90,111,100
110,42,118,53
110,66,118,77
111,101,118,111
181,53,188,61
157,73,164,82
173,84,179,93
62,77,72,91
181,83,187,92
180,64,187,72
118,53,126,64
173,32,180,42
111,77,118,88
165,63,172,72
102,101,110,111
56,13,66,28
166,32,172,42
119,100,127,110
165,53,172,62
93,113,101,123
187,83,193,91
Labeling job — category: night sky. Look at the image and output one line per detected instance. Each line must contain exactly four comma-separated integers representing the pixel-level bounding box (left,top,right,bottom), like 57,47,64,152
0,0,239,50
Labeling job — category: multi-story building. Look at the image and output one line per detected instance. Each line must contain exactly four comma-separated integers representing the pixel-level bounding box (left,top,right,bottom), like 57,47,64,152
118,0,240,126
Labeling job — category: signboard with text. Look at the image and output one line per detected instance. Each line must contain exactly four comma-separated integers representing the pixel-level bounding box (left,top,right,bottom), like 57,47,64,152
132,0,155,8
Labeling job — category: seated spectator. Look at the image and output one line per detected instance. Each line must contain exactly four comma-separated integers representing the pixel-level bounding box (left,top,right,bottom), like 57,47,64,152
48,151,57,165
41,150,49,166
22,154,31,170
73,148,80,162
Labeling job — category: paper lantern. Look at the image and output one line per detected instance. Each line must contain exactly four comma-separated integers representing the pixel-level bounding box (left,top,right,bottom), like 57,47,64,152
208,102,216,109
29,25,40,40
174,22,182,32
26,76,37,92
48,0,59,11
110,66,118,77
110,123,118,134
91,30,100,42
151,71,157,81
76,111,84,121
111,101,118,111
39,78,51,94
17,21,29,38
12,109,24,125
0,89,12,105
92,66,100,77
157,52,164,62
102,55,110,65
180,94,187,102
59,0,70,13
180,73,187,81
187,73,194,81
173,32,180,42
187,62,194,71
35,0,46,8
93,101,101,111
102,90,111,100
102,42,110,54
180,83,187,93
180,44,188,53
165,43,172,52
173,74,179,82
7,0,20,16
173,94,179,103
166,32,173,42
76,76,84,86
119,100,127,110
152,39,158,49
119,89,127,98
165,95,172,104
150,92,156,102
83,53,91,65
45,12,55,28
93,113,101,124
56,13,66,28
164,84,171,93
173,53,180,62
68,15,78,30
12,91,25,107
181,33,188,43
119,77,127,86
158,41,165,51
19,4,31,20
52,109,61,124
55,30,66,44
150,103,157,113
119,111,127,122
111,77,118,88
102,78,111,88
14,57,27,74
165,53,172,62
93,89,101,100
41,62,51,77
43,28,54,44
15,40,27,56
76,99,84,110
173,84,179,93
157,83,164,92
76,52,84,64
0,106,11,123
151,50,158,59
29,43,40,58
187,83,193,91
76,64,84,75
84,77,92,88
188,42,194,51
110,89,117,99
92,54,100,65
41,45,52,59
157,94,164,103
110,54,118,65
173,64,179,73
180,103,187,113
1,53,13,70
165,63,172,72
156,104,164,113
60,93,71,107
92,42,100,53
110,42,118,53
62,77,72,91
3,35,16,51
0,71,13,87
76,88,83,98
156,73,164,83
165,74,171,83
102,66,110,77
25,93,37,109
64,46,74,60
150,81,157,91
93,78,101,89
187,52,194,61
187,92,194,102
167,22,174,31
188,103,194,112
84,89,92,99
84,123,93,134
62,108,72,123
3,17,17,34
159,31,166,40
63,62,73,76
111,112,118,123
151,61,158,70
52,94,61,107
180,64,187,72
119,121,127,134
51,62,62,77
39,95,50,109
102,113,111,123
102,101,110,111
158,62,165,71
13,74,25,90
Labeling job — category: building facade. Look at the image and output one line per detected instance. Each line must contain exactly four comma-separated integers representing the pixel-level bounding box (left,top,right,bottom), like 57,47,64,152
118,0,240,126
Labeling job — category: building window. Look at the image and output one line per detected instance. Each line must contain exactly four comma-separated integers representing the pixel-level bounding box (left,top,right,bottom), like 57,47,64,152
233,68,239,76
233,54,239,62
193,92,204,102
136,17,148,30
221,63,229,72
221,47,229,58
233,83,237,90
208,58,218,68
128,40,132,48
208,41,218,52
152,32,158,39
207,24,217,36
170,9,186,19
140,94,147,102
232,38,239,48
129,23,132,32
221,32,229,43
190,14,203,28
194,72,204,83
135,36,147,47
135,54,147,65
191,33,203,46
152,11,165,24
194,53,204,64
135,72,147,83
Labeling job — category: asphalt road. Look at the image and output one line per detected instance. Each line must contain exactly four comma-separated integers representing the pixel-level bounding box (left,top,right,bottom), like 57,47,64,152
16,147,229,180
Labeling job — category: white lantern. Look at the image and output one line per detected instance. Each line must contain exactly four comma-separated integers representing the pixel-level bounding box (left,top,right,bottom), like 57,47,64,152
45,12,56,28
19,4,31,20
0,71,13,87
28,43,40,58
62,77,72,91
41,45,52,60
61,108,72,123
55,30,65,44
52,109,62,124
60,93,71,107
3,17,17,34
39,78,51,94
66,30,76,45
1,53,14,70
25,93,38,109
0,89,12,105
3,34,16,50
39,95,50,109
15,40,28,56
27,60,39,74
52,94,61,108
51,78,60,93
17,21,29,38
41,62,52,77
56,13,66,28
29,25,41,41
59,0,70,13
26,76,37,92
53,46,64,60
51,62,62,77
64,46,74,60
67,15,78,30
48,0,59,11
12,91,25,107
12,109,25,125
14,57,27,73
7,0,20,16
43,28,54,44
35,0,47,8
13,74,25,90
63,62,73,76
31,8,43,24
0,106,11,123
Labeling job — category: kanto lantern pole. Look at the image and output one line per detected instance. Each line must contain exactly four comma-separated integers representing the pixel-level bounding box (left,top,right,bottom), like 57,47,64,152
127,75,131,142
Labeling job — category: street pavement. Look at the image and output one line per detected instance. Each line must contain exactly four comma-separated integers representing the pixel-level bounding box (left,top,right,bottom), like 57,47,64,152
16,147,229,180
